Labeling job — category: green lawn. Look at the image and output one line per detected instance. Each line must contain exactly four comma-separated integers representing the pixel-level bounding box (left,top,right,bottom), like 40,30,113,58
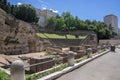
66,34,76,39
36,33,86,39
44,33,66,39
36,33,66,39
36,33,47,38
79,36,87,39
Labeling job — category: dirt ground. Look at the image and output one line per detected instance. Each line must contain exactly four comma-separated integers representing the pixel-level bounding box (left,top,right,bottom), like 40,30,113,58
0,52,45,67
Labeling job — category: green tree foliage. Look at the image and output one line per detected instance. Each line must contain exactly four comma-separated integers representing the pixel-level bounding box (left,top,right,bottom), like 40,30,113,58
46,12,115,39
10,5,17,15
55,17,66,31
0,0,38,23
46,17,57,30
0,0,11,13
15,4,38,23
62,12,74,30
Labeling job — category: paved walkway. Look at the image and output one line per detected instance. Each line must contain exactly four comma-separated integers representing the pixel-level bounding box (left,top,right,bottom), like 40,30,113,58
56,48,120,80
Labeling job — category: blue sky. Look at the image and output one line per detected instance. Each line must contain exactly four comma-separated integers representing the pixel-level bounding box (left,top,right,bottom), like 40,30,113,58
8,0,120,27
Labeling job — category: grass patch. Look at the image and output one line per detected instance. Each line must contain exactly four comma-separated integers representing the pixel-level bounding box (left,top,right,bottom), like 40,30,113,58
36,33,86,39
44,33,66,39
36,33,47,38
79,36,87,39
0,70,10,80
66,34,76,39
75,55,88,63
26,63,68,80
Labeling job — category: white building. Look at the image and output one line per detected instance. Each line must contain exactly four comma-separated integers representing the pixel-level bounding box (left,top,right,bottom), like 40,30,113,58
104,14,118,34
36,9,57,27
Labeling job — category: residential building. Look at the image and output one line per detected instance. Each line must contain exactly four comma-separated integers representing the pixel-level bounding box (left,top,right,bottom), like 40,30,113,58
37,9,57,27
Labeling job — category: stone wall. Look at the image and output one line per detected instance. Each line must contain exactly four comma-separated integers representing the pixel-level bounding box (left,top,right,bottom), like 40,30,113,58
99,40,120,45
47,39,83,47
29,56,55,73
39,30,98,48
0,8,44,54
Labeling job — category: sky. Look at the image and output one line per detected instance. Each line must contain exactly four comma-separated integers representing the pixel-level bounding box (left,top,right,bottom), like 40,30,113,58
8,0,120,27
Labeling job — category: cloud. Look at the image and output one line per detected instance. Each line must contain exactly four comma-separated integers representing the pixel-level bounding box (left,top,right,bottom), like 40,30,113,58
38,0,49,5
38,0,49,10
41,4,47,10
17,2,22,5
53,10,58,13
42,6,59,13
37,0,58,13
50,9,58,13
42,7,47,10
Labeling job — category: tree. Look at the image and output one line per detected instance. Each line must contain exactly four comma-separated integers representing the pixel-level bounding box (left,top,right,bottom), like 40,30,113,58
0,0,10,13
11,5,15,15
46,17,57,30
15,4,38,23
5,2,11,13
46,11,115,39
85,19,91,25
61,12,76,31
0,0,3,8
55,17,66,31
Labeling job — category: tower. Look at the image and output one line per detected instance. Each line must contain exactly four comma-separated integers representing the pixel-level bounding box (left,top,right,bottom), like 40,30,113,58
104,14,118,34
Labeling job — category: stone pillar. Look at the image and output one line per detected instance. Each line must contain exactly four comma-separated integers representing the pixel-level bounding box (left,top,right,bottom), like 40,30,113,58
103,45,106,50
97,46,101,52
87,48,92,58
11,60,25,80
67,51,75,66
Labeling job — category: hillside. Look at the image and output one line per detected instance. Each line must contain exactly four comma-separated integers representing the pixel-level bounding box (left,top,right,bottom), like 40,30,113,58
0,8,47,54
